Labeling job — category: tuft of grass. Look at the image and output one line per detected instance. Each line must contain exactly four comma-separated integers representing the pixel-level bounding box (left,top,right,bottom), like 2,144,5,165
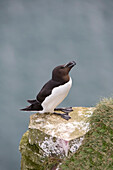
60,98,113,170
97,97,113,106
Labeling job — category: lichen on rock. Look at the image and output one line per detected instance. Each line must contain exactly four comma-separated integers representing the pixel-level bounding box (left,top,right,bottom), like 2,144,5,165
29,107,95,141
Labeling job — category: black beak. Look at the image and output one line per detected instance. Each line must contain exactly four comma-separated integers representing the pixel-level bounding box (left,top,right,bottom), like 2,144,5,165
65,61,76,68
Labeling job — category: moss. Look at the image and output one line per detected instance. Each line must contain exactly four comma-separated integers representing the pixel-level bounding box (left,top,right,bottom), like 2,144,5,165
20,130,62,169
20,131,45,169
19,130,29,151
21,154,44,170
60,98,113,170
29,128,51,145
43,156,62,170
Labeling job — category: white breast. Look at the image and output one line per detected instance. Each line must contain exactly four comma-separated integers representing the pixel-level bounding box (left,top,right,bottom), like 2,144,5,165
39,77,72,113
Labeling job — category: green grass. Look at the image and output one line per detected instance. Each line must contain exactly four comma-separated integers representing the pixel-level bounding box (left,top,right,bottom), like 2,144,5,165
60,98,113,170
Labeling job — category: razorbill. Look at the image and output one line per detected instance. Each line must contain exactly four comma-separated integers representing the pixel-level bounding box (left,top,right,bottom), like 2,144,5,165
21,61,76,120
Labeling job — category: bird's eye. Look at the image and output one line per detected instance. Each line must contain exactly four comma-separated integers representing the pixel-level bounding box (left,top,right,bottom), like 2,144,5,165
61,66,64,69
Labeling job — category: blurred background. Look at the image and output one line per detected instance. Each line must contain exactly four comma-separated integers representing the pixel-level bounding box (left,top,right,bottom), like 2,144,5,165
0,0,113,169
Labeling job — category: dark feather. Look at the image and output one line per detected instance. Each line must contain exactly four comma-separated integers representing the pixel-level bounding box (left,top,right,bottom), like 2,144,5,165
36,79,66,103
27,99,37,104
20,101,43,111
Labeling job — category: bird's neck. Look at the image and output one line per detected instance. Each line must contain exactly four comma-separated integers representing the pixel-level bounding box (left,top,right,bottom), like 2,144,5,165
52,75,70,84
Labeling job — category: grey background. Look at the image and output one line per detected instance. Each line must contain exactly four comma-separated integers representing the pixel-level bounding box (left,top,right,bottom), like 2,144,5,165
0,0,113,169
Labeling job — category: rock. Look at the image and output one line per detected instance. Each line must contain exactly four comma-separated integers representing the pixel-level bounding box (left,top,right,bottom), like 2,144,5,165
19,107,95,170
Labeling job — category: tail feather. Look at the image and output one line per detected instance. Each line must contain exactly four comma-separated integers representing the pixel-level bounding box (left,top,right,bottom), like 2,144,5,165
27,99,37,104
20,105,33,111
20,101,43,111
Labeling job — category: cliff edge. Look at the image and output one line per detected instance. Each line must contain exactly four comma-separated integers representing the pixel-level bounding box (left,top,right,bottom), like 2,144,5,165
19,107,95,170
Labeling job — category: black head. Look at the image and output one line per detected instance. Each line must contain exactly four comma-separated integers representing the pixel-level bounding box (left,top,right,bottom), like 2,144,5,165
52,61,76,82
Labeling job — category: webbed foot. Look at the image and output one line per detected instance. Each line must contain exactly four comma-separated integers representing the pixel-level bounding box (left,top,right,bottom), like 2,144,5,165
53,112,71,121
54,107,73,113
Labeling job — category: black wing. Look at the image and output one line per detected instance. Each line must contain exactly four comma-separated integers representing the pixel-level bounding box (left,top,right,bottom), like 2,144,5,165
36,79,61,103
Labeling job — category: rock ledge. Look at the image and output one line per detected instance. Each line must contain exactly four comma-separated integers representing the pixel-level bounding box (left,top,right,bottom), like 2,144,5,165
19,107,95,170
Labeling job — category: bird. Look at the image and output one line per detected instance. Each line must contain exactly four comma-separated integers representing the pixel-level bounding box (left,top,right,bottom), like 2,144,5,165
21,61,76,120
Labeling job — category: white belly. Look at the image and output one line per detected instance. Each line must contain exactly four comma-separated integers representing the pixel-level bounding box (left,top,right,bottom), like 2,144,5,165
39,77,72,113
